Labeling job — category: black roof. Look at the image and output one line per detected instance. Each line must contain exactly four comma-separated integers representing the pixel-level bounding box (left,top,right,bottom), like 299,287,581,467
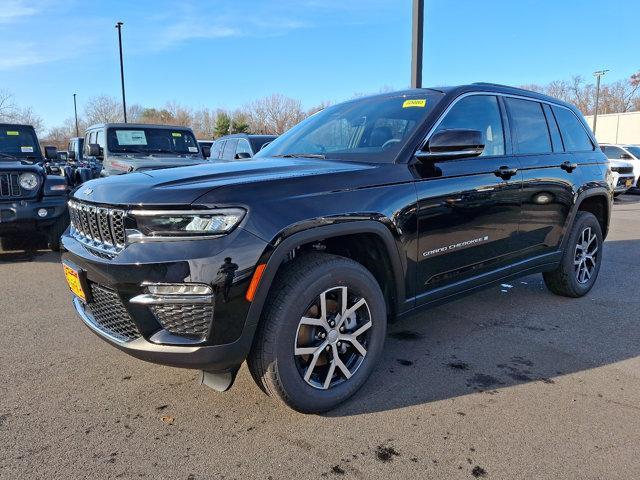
86,123,196,131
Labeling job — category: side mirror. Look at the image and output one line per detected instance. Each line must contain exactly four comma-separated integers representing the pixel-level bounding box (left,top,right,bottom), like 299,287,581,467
201,145,211,158
620,153,633,160
88,143,102,158
44,146,58,160
234,152,252,160
68,151,76,160
417,129,484,160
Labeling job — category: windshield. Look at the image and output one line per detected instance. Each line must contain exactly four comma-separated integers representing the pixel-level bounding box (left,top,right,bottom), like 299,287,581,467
625,146,640,158
107,127,200,155
256,92,442,162
0,126,41,160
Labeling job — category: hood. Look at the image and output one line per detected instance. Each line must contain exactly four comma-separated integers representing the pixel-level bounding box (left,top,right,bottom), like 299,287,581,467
72,156,375,205
0,159,45,173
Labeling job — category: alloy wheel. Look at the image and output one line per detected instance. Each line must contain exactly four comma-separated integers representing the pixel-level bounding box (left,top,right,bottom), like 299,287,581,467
574,226,599,284
294,286,372,390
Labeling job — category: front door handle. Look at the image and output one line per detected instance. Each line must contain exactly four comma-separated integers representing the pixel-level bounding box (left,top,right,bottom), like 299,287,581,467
560,161,578,172
494,166,518,180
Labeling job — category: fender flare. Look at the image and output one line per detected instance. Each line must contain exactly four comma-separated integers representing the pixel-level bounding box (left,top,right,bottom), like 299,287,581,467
561,186,611,251
235,220,407,355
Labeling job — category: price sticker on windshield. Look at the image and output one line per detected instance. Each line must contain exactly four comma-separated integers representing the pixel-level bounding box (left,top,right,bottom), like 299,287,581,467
403,99,426,108
21,146,34,152
6,131,19,135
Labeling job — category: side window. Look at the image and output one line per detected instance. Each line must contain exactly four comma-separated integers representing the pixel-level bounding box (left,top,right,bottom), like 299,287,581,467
505,98,552,154
236,139,253,157
552,106,594,152
211,140,224,159
95,130,104,148
222,139,238,160
542,104,564,152
434,95,505,156
602,146,624,159
84,132,92,155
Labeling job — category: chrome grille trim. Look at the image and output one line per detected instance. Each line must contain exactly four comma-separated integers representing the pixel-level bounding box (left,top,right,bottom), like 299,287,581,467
68,200,127,256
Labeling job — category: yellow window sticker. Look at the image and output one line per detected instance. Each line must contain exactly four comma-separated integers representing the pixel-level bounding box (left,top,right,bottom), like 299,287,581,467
172,132,182,137
402,99,426,108
7,131,19,135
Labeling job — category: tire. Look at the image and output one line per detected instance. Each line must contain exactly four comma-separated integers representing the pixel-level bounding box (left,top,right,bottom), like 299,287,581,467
0,237,16,252
47,211,70,252
247,253,387,413
543,211,603,297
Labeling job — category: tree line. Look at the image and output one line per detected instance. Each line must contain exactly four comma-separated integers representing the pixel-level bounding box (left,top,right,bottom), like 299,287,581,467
2,71,640,151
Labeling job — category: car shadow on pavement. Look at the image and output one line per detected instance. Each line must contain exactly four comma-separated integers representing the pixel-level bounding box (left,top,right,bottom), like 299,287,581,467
0,236,60,264
327,238,640,417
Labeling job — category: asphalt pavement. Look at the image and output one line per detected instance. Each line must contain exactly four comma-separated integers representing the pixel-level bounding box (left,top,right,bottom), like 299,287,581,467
1,194,639,479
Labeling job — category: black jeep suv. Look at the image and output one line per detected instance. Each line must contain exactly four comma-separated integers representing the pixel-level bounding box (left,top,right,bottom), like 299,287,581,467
0,123,68,251
61,84,612,412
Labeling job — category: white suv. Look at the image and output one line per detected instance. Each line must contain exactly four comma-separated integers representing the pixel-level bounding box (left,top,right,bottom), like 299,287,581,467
600,144,640,187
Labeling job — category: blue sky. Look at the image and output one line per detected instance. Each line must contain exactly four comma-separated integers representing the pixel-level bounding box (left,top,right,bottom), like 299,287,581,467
1,0,638,130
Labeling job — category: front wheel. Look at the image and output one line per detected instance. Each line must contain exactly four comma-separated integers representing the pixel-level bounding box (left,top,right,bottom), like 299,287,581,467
248,253,387,413
543,211,603,297
47,211,70,252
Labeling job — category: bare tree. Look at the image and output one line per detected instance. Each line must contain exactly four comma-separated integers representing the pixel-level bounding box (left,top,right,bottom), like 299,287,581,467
245,94,305,135
84,95,124,124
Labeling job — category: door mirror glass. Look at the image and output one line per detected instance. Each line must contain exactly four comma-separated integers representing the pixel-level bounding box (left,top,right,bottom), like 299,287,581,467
201,145,211,158
418,129,484,160
44,146,58,160
234,152,252,160
88,143,102,158
68,151,76,160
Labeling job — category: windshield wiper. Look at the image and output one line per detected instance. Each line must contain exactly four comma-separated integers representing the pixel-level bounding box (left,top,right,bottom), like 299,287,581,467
272,153,326,159
0,152,17,159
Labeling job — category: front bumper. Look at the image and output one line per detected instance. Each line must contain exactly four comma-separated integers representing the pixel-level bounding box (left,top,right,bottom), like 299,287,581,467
0,195,67,234
61,226,269,372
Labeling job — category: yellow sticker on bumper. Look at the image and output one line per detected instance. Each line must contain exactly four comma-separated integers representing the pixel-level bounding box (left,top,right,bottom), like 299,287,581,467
403,99,426,108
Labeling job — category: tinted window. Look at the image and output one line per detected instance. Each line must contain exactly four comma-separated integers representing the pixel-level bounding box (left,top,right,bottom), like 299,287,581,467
434,95,505,156
506,98,551,154
552,106,593,152
236,139,252,156
107,128,199,154
602,146,625,159
222,139,238,160
0,126,40,159
543,104,564,152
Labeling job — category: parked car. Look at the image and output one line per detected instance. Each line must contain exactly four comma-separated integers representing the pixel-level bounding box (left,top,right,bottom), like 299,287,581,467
600,144,640,187
61,84,612,413
208,134,277,161
0,123,68,251
81,123,209,176
608,158,635,196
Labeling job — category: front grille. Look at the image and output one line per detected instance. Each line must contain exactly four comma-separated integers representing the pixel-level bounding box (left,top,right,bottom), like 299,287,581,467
68,200,126,256
85,284,140,342
611,166,633,174
0,173,22,198
150,304,213,340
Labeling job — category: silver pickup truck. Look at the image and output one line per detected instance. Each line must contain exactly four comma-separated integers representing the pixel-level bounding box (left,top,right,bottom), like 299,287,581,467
83,123,209,176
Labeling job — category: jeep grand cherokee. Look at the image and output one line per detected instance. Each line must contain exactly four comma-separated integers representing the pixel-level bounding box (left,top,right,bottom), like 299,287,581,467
61,84,612,413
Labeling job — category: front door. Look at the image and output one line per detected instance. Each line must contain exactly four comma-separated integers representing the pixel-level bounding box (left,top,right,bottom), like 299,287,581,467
413,94,523,304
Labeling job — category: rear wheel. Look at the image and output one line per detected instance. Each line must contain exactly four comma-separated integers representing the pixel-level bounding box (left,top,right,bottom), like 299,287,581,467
543,211,603,297
248,253,387,413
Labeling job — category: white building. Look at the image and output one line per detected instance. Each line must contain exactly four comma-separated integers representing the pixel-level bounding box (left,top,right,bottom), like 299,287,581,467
584,111,640,144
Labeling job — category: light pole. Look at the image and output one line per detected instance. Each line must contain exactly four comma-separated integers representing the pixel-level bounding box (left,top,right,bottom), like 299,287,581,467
73,93,79,137
115,21,127,123
411,0,424,88
592,69,609,135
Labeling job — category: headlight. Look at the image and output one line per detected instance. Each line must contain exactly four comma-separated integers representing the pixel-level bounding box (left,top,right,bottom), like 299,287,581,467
19,172,39,190
129,208,245,239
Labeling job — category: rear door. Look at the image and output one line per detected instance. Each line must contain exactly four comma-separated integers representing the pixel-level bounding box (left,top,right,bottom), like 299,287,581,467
508,98,592,257
414,94,523,303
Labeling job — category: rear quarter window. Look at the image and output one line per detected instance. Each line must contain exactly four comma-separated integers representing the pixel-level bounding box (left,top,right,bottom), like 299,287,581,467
552,106,594,152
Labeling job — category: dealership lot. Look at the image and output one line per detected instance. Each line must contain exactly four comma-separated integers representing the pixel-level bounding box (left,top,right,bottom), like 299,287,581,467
1,195,638,479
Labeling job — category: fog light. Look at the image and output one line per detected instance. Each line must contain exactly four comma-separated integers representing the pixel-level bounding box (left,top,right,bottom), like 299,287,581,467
145,283,213,295
37,208,48,218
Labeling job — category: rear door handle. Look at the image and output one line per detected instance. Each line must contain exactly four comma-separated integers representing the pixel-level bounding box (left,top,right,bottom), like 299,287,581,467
494,166,518,180
561,161,578,172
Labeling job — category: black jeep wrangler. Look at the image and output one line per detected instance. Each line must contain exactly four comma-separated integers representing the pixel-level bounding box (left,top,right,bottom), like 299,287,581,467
61,84,612,412
0,123,69,251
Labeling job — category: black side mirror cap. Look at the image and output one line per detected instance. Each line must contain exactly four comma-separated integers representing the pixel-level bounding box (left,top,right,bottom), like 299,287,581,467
417,129,484,161
201,145,211,158
44,146,58,160
234,152,252,160
620,153,633,160
88,143,102,158
68,151,76,160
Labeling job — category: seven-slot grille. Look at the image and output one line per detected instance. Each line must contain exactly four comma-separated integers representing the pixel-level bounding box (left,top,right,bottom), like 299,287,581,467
0,173,22,198
68,200,126,254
